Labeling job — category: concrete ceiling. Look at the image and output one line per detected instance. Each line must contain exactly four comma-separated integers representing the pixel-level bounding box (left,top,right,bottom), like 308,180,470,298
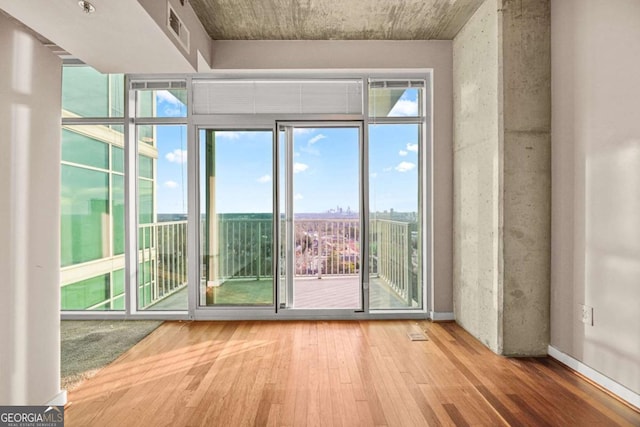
190,0,485,40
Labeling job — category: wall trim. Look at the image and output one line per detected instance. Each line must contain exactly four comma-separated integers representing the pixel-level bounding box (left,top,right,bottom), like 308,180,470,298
548,345,640,410
429,311,455,322
46,390,67,406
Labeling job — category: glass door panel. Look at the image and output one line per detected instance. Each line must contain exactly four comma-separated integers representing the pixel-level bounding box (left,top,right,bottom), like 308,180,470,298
198,130,274,306
278,124,362,310
368,124,422,310
137,124,189,311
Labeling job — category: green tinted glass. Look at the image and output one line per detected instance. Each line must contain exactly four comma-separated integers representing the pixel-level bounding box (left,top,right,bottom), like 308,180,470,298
139,155,153,179
112,174,125,255
112,268,125,297
62,129,109,170
60,165,109,266
62,66,109,117
109,74,125,117
139,178,154,225
62,66,124,118
137,91,154,118
61,274,110,310
112,295,125,310
112,146,124,173
138,125,155,146
138,261,153,308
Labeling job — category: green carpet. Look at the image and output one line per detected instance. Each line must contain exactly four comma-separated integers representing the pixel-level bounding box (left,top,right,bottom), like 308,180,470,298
61,320,162,390
208,279,274,305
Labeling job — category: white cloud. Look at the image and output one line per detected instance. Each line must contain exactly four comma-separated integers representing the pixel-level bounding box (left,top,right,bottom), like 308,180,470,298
216,131,241,140
300,145,320,156
399,150,408,156
389,99,419,116
308,134,326,145
155,91,185,116
164,180,178,189
163,107,183,116
156,90,181,105
406,143,418,152
293,162,309,173
370,172,378,179
165,149,187,163
293,128,313,136
395,161,416,173
383,167,392,172
257,174,271,183
294,193,304,200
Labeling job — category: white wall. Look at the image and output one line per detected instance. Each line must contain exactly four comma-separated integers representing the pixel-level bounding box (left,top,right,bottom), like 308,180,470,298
551,0,640,394
137,0,212,71
0,0,202,74
0,13,63,405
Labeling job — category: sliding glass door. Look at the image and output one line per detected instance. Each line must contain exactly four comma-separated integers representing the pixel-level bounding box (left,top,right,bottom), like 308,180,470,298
278,123,363,311
196,121,423,315
198,129,274,307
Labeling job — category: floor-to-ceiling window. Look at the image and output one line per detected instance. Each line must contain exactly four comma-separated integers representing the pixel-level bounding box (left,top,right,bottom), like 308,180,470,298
368,81,425,310
132,84,189,312
60,66,126,311
61,72,430,318
61,68,189,313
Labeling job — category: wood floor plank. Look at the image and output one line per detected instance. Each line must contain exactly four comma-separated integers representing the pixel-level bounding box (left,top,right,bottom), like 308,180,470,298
442,403,470,427
66,320,640,426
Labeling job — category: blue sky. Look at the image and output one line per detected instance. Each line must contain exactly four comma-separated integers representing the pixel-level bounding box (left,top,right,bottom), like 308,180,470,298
154,89,420,215
155,124,188,214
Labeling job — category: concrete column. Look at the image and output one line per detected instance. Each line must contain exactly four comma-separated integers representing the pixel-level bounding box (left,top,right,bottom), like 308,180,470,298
0,13,63,404
453,0,550,356
500,0,551,355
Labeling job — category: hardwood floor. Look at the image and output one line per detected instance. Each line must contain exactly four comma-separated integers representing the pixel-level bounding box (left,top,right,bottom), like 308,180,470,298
66,321,640,426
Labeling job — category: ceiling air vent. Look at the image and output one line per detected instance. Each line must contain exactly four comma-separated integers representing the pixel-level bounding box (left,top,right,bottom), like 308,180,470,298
167,2,190,53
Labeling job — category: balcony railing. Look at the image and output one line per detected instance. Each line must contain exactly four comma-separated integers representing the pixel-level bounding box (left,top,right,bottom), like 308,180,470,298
206,216,418,306
136,216,418,308
218,218,273,279
139,221,188,308
290,218,360,277
370,218,418,305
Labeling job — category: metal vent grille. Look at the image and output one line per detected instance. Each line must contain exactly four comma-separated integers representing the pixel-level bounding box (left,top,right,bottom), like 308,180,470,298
131,81,187,91
369,80,426,89
167,2,190,53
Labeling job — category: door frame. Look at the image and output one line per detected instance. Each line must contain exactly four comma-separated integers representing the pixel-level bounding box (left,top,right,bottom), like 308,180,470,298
275,121,367,317
190,116,429,320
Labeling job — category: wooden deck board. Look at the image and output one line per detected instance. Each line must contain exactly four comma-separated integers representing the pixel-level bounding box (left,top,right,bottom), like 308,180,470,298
65,321,640,426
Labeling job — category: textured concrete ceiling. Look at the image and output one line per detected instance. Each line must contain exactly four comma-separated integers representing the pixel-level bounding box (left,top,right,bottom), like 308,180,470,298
189,0,485,40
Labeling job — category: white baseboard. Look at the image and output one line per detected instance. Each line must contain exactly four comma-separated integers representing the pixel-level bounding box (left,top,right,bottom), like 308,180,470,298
46,390,67,406
429,311,455,321
548,345,640,410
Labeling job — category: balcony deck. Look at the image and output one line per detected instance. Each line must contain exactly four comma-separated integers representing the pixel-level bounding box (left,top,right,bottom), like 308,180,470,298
148,276,413,311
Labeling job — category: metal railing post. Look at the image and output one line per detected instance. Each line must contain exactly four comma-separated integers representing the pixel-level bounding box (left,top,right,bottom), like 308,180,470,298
404,222,411,305
257,222,261,281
